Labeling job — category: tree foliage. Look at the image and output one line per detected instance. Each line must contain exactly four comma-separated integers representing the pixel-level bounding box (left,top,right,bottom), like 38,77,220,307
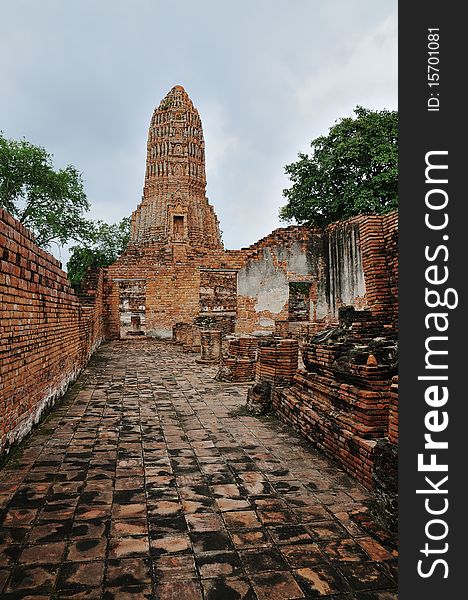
66,218,130,288
0,131,92,247
280,106,398,227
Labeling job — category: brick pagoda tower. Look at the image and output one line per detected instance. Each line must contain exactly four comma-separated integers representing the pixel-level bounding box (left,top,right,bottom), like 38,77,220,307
129,85,222,250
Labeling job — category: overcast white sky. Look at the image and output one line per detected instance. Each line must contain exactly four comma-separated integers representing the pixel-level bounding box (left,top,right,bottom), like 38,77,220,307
1,0,397,261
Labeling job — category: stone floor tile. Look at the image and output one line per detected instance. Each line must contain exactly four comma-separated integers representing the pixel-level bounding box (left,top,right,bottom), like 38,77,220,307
231,528,271,549
102,585,153,599
150,532,191,555
66,538,107,562
279,543,327,568
110,519,147,538
71,519,109,540
147,500,183,518
57,560,105,590
203,576,258,599
108,536,149,558
153,554,197,581
28,520,73,544
355,538,394,562
19,541,66,564
5,564,58,593
294,565,351,596
211,483,244,498
257,509,296,526
268,524,314,545
0,526,30,545
0,544,22,567
1,507,39,526
190,530,233,554
307,520,350,541
250,571,305,599
149,515,189,535
338,563,394,592
39,502,77,521
114,477,145,490
321,538,371,563
186,512,224,532
239,547,288,573
110,503,146,519
106,557,152,587
293,504,331,523
195,550,242,579
223,510,262,530
155,579,203,600
181,498,215,513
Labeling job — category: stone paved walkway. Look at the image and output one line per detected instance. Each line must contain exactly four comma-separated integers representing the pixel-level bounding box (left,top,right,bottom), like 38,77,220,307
0,340,397,599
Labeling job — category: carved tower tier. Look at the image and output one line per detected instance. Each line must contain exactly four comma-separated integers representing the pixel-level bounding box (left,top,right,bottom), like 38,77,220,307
129,85,223,249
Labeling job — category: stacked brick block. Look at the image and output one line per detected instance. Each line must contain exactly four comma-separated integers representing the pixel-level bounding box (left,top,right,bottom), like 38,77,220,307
217,337,258,382
271,306,396,491
0,209,104,457
255,339,299,385
172,322,201,352
198,329,222,363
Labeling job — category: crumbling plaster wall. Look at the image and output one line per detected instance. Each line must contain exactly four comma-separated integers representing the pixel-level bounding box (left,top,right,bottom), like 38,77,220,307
325,219,367,318
237,241,315,335
236,221,368,334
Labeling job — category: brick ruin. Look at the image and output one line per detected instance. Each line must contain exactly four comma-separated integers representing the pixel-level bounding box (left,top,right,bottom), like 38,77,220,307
0,85,398,530
0,209,104,458
104,85,384,341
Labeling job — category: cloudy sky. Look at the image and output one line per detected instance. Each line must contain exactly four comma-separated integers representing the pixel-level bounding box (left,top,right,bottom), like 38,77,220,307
1,0,397,262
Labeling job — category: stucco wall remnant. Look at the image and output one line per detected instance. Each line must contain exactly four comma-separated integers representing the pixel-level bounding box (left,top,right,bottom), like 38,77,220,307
118,279,146,338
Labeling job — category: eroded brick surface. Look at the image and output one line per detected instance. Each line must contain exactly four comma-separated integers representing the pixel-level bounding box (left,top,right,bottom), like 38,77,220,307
0,340,397,598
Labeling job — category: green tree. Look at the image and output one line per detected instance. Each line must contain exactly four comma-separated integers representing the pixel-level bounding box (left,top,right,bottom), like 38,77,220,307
280,106,398,227
66,218,130,288
0,131,92,247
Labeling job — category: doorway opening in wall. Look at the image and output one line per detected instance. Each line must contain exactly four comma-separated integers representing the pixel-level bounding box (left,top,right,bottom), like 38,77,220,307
173,215,185,239
288,282,311,321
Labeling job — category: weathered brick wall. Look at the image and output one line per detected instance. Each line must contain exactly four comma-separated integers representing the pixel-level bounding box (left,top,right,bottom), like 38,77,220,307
105,212,397,340
357,212,398,328
105,260,205,340
255,339,299,385
382,211,398,327
217,337,259,382
388,375,398,445
236,227,326,335
236,213,396,336
0,209,104,458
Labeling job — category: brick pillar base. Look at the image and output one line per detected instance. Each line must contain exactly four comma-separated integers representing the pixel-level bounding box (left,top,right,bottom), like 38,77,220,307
197,329,222,363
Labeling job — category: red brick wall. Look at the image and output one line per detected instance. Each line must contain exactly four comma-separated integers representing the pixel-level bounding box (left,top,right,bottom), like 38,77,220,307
356,212,398,328
0,209,104,457
388,375,398,445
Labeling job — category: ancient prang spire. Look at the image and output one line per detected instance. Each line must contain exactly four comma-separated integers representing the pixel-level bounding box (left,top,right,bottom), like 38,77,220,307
129,85,223,249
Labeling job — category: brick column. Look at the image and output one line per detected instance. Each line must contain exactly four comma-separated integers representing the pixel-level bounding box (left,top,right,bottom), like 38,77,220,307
198,329,222,363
